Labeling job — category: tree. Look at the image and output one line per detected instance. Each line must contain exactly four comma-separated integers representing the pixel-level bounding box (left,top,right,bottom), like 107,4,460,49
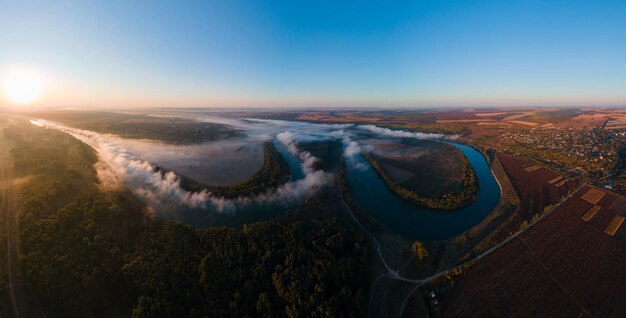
412,241,429,261
519,220,529,230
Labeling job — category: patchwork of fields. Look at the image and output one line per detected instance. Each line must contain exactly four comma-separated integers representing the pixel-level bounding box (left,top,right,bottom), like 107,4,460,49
442,184,626,317
497,152,578,217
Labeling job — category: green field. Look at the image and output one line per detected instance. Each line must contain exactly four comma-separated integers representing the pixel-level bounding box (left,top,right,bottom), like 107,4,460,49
517,109,580,123
385,122,469,135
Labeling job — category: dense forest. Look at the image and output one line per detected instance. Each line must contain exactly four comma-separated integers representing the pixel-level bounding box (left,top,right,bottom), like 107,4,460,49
364,147,478,210
3,122,369,317
297,141,343,172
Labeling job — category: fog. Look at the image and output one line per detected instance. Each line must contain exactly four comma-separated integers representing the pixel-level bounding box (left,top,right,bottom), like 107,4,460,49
30,117,456,218
30,118,344,215
117,137,265,186
358,124,458,140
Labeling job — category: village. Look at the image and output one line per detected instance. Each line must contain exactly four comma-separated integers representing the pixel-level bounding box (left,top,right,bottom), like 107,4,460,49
495,127,622,179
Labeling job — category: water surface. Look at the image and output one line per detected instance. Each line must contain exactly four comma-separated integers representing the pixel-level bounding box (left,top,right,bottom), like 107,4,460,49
346,141,501,241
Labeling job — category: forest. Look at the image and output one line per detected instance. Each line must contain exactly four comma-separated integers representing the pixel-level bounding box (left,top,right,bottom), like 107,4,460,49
3,122,369,317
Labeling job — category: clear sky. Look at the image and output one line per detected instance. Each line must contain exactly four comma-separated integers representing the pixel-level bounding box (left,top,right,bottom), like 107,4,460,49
1,0,626,109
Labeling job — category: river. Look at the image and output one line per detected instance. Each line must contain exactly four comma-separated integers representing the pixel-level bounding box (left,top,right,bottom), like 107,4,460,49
177,120,502,241
345,141,501,241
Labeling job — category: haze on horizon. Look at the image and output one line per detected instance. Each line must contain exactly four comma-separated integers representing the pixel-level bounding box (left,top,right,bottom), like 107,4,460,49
1,0,626,109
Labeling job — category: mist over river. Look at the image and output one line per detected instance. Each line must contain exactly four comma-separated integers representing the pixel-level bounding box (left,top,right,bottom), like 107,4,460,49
346,141,500,241
33,114,501,241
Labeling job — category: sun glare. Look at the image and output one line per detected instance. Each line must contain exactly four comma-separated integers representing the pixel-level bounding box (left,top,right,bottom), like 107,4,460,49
2,69,43,104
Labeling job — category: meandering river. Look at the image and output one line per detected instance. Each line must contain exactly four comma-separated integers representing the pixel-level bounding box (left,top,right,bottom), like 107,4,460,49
345,141,501,241
44,113,501,241
182,118,502,241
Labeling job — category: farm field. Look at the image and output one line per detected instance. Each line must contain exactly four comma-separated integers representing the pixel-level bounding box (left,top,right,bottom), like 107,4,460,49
496,152,578,218
177,142,291,198
35,110,242,144
296,113,381,124
364,139,466,197
442,185,626,317
360,138,479,210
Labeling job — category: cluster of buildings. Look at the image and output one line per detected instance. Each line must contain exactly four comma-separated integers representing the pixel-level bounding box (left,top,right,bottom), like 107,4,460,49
497,128,621,178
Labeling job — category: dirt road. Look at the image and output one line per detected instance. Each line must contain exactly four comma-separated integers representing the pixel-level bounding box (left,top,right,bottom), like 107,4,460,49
337,172,586,318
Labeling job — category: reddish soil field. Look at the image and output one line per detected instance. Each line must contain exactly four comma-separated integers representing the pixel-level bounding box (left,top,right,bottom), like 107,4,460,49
442,185,626,317
497,153,578,217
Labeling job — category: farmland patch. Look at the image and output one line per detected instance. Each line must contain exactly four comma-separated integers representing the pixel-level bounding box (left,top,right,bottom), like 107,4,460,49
581,188,605,204
581,205,601,222
442,185,626,317
605,215,625,236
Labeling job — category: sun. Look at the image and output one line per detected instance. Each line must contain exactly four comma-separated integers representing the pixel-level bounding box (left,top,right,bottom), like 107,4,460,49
2,69,43,104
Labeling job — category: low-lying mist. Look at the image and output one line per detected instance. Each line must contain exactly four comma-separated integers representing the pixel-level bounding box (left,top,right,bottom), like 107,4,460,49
30,119,340,215
30,116,457,219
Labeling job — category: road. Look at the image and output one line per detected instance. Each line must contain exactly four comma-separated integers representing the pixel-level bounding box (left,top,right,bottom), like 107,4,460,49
0,120,19,318
337,174,586,317
338,194,393,273
405,182,586,285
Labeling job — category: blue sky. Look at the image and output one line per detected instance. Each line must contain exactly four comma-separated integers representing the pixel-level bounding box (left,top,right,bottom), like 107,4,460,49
1,0,625,108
